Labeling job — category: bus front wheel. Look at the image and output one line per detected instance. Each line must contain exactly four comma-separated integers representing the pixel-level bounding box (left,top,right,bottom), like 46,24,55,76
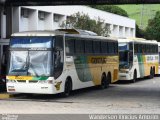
62,79,72,97
132,70,137,83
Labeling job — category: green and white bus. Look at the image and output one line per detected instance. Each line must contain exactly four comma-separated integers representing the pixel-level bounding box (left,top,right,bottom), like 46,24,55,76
158,42,160,75
118,38,158,82
7,29,119,96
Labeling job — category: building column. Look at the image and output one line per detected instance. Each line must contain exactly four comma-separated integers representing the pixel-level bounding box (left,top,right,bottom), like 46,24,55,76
1,8,6,39
6,7,12,38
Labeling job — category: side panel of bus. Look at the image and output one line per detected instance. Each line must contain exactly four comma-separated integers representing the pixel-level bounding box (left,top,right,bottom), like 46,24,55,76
59,36,119,91
134,43,159,78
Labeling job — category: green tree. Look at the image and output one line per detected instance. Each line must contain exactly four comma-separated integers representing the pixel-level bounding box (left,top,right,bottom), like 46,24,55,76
145,11,160,41
136,24,145,38
60,12,110,37
90,5,128,17
91,5,146,38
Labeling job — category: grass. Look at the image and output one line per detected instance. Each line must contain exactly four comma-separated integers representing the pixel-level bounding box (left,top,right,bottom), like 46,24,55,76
117,4,160,29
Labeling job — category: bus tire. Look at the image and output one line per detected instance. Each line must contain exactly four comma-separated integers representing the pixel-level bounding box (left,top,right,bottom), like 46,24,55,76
153,67,155,77
100,74,108,89
132,70,137,83
62,78,72,97
149,68,154,79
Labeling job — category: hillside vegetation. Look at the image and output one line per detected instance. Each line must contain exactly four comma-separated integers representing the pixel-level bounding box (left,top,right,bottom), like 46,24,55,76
117,4,160,29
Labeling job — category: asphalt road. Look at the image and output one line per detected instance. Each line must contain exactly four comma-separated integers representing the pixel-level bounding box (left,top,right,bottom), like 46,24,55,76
0,77,160,115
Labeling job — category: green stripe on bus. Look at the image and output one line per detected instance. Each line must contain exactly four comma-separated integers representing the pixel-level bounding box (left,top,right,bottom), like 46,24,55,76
32,76,49,80
137,54,145,77
74,56,92,82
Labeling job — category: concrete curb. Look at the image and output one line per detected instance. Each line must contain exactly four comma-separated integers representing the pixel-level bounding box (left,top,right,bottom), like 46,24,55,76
0,93,13,99
0,93,22,99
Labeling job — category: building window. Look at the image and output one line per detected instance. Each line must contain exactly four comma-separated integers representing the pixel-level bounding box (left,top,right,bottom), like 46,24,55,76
21,8,29,18
38,11,45,20
54,14,59,22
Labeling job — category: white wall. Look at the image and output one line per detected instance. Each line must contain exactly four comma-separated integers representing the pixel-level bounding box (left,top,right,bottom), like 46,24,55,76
29,9,38,30
15,6,136,37
19,8,38,31
119,26,124,37
44,12,53,30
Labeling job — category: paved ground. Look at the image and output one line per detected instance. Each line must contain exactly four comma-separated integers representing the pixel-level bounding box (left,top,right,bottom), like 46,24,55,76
0,77,160,114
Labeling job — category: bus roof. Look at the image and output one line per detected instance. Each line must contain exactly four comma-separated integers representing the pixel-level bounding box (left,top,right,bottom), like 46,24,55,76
12,29,98,36
11,30,65,37
11,29,118,41
118,38,158,44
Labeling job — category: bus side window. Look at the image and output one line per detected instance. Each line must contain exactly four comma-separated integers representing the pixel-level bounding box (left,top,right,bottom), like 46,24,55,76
108,42,114,54
75,39,84,54
134,44,137,54
54,36,64,79
85,40,93,54
129,42,133,51
65,38,75,55
101,41,107,54
114,42,118,54
93,41,100,54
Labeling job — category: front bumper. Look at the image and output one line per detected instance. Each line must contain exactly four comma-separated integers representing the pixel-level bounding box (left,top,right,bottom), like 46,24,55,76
6,81,63,94
119,72,132,80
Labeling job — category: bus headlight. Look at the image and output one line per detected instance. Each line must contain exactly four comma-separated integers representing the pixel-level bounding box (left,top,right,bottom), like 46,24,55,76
120,69,129,73
7,80,16,83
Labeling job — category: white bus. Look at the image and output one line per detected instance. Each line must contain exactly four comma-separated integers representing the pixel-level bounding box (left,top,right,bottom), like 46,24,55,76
118,38,158,82
158,42,160,75
6,29,119,96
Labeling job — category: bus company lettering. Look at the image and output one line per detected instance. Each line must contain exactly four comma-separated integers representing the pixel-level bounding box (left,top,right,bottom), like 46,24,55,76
91,58,106,64
91,57,118,64
147,56,158,61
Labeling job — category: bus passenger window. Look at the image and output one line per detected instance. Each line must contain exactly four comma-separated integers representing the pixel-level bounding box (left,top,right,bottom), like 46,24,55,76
66,39,75,55
108,42,114,54
101,41,107,54
75,40,84,54
93,41,100,54
114,42,118,54
85,40,93,54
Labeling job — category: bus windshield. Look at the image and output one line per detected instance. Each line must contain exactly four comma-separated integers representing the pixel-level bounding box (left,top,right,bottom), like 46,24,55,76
119,51,129,69
8,37,53,76
119,42,133,69
118,43,129,68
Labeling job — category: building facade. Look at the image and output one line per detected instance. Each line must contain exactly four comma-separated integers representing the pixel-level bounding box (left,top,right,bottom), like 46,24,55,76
1,5,136,40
